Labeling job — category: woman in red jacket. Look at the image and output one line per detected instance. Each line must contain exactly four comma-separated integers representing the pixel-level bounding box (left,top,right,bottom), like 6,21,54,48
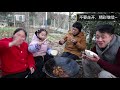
0,28,35,78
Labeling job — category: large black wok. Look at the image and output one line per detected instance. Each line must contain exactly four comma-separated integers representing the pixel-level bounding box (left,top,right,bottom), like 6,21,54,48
43,56,81,78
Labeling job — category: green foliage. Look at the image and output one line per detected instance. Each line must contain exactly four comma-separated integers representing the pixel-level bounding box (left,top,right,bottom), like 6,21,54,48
0,27,16,39
29,12,37,25
77,12,120,49
0,12,13,21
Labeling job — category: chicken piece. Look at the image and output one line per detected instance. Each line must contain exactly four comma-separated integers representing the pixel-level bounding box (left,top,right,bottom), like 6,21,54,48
53,66,68,77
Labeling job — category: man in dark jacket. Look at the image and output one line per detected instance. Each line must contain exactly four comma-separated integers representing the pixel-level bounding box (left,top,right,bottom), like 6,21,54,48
82,24,120,78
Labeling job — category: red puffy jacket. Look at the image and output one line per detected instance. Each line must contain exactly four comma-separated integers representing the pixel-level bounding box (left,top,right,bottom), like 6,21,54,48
0,37,35,76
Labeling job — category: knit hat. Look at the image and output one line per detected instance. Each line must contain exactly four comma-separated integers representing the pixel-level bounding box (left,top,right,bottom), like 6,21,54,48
72,21,82,32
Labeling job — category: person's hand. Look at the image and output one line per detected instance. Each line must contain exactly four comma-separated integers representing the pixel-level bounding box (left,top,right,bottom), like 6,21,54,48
30,67,35,74
59,39,65,45
81,53,87,59
71,39,77,44
9,37,24,47
39,41,44,45
67,35,77,44
82,53,100,62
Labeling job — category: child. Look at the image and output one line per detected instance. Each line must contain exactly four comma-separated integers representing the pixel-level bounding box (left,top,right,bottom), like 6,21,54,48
28,28,53,78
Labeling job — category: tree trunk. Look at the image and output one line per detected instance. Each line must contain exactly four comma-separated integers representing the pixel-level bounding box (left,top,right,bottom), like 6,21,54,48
13,13,16,27
88,30,94,49
25,12,30,43
69,12,71,30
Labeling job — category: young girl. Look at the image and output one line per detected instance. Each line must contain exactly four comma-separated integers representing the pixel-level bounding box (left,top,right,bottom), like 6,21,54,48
28,28,53,78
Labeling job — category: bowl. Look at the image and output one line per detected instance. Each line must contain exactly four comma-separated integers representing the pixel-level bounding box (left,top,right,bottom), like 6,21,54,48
50,50,58,56
85,50,98,58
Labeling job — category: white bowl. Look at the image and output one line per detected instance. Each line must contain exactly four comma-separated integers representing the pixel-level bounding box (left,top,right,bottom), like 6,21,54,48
85,50,98,58
50,50,58,56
